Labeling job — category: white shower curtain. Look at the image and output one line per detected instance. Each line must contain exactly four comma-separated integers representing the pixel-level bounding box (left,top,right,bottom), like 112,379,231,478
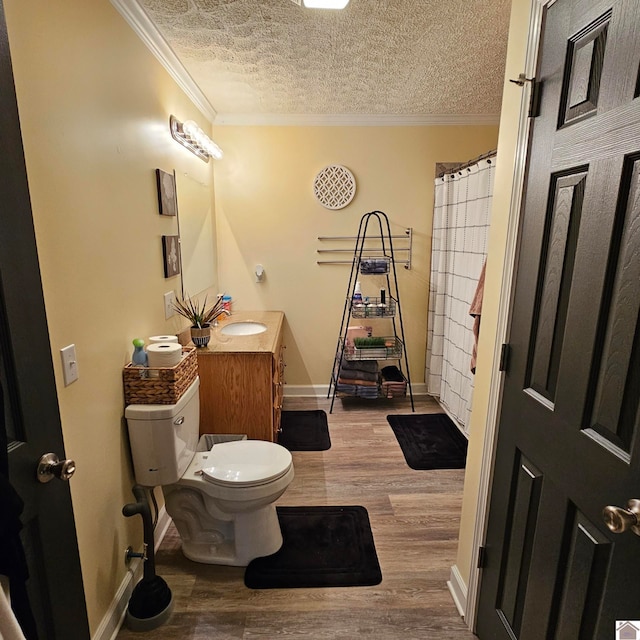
425,157,496,433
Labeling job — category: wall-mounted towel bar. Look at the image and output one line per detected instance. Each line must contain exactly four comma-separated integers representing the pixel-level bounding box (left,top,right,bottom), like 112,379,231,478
317,227,412,269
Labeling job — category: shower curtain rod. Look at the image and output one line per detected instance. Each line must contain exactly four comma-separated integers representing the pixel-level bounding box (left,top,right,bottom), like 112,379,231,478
438,149,497,178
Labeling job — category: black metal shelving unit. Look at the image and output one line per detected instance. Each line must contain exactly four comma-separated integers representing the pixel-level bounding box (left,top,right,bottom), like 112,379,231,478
328,211,414,413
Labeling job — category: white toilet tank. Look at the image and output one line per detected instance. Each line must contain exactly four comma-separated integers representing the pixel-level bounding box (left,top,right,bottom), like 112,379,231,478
125,376,200,486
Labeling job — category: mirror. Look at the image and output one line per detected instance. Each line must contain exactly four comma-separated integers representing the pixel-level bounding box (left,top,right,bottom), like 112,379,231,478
176,171,218,297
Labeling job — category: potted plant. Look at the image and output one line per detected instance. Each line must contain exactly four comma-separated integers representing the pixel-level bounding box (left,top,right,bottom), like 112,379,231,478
173,293,226,347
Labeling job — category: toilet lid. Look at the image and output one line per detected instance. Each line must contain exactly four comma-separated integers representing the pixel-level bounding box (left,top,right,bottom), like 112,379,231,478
201,440,292,487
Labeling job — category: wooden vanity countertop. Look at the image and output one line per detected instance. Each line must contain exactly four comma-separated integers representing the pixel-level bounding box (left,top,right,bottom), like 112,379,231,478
195,310,284,354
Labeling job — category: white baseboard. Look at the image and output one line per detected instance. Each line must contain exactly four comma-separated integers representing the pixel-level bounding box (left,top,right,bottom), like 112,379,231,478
447,564,468,620
284,382,428,398
95,506,172,640
284,384,330,397
154,504,172,549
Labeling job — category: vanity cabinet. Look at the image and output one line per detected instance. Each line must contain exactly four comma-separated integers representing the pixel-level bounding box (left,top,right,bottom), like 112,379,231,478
196,311,285,442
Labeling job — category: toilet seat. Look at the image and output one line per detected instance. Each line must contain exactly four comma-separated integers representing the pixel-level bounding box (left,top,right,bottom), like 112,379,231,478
201,440,292,488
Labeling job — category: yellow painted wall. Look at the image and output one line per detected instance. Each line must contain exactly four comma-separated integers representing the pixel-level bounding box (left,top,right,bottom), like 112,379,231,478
4,0,215,633
3,0,511,634
212,125,498,389
455,0,531,600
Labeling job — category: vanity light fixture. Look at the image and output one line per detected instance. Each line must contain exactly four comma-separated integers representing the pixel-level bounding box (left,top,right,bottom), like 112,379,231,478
170,115,223,162
291,0,350,9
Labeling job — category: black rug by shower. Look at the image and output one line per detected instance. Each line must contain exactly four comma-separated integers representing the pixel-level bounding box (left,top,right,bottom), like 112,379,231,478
387,413,468,470
244,506,381,589
277,410,331,451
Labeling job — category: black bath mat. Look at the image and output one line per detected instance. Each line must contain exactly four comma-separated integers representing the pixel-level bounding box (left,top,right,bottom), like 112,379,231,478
387,413,468,470
244,506,381,589
277,410,331,451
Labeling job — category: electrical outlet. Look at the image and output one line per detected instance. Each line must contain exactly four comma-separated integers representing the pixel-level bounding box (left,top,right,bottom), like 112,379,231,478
164,291,176,319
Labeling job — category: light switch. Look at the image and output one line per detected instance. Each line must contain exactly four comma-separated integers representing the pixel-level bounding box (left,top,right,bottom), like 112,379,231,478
60,344,79,386
164,291,176,319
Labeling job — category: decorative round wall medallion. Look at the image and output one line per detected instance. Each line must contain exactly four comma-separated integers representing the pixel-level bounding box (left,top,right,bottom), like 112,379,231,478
313,164,356,210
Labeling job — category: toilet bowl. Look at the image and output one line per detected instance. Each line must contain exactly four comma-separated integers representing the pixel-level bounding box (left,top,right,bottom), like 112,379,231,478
125,377,294,566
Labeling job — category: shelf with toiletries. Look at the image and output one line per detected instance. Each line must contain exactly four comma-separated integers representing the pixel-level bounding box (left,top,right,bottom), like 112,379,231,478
328,211,414,412
350,296,396,319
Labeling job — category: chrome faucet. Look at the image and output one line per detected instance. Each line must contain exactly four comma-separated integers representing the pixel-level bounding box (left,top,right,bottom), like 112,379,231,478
213,309,231,327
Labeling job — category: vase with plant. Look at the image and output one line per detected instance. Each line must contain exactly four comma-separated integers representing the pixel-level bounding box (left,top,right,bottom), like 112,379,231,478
173,293,226,347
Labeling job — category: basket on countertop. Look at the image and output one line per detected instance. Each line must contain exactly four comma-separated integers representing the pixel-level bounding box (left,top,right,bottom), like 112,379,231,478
123,346,197,405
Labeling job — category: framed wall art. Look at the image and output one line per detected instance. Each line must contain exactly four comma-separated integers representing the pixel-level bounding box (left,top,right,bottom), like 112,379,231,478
156,168,177,216
313,164,356,210
162,235,181,278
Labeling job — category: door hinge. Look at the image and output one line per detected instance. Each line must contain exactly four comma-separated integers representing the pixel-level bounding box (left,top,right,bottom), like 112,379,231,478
477,545,487,569
499,343,511,372
529,80,542,118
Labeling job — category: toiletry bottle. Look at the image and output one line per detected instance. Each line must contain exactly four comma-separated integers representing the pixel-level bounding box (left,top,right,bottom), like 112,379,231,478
132,338,148,367
222,295,232,313
378,288,387,316
353,281,363,305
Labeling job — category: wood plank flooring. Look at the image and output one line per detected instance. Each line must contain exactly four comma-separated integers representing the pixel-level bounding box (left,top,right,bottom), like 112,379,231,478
116,396,477,640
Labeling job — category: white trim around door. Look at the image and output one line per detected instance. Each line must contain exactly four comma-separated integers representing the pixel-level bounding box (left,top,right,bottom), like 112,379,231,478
464,0,552,631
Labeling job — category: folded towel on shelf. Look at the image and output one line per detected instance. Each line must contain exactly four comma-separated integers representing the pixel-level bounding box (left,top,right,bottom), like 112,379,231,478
337,383,357,394
337,383,379,399
380,388,406,398
381,385,406,393
338,377,378,386
380,365,405,383
340,360,379,374
338,367,379,383
380,365,406,399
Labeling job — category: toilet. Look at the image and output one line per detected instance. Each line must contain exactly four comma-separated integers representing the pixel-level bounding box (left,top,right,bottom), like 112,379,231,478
125,377,294,566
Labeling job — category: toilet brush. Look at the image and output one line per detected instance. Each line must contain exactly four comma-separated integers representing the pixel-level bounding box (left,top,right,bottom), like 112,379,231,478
122,484,173,631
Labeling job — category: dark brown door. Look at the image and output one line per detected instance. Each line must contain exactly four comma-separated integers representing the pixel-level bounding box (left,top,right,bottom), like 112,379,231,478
0,0,90,637
477,0,640,637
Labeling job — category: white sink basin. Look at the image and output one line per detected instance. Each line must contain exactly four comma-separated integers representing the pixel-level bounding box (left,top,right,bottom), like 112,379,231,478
220,321,268,336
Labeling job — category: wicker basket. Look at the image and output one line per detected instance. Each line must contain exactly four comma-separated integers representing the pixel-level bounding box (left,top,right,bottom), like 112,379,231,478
123,346,198,405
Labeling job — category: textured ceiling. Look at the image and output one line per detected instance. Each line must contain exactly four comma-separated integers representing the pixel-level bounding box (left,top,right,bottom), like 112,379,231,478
137,0,511,121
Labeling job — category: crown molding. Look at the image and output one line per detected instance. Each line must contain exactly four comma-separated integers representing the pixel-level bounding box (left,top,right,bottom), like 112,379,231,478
110,0,500,128
213,113,501,127
110,0,217,123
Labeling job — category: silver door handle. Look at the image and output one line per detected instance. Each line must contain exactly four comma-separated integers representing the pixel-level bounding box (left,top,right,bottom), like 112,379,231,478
602,499,640,536
37,453,76,483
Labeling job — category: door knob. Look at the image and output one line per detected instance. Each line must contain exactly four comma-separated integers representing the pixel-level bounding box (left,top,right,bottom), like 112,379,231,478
37,453,76,483
602,499,640,536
